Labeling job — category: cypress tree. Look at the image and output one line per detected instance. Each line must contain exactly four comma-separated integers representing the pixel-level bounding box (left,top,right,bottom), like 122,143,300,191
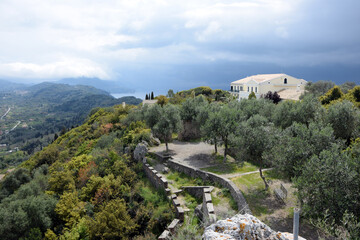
151,92,154,100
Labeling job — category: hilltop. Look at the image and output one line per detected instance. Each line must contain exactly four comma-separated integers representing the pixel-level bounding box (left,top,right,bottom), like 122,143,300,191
0,84,359,239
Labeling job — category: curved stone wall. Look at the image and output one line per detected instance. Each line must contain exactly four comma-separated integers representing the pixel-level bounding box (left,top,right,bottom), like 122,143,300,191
167,160,251,214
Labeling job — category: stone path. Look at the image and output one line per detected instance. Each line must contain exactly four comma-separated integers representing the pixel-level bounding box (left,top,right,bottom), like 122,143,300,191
221,168,273,179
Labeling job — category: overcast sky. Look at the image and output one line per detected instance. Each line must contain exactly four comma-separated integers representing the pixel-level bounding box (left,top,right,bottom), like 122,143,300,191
0,0,359,92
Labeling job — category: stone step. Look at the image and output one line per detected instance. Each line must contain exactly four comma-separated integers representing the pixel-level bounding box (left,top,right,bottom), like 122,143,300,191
173,189,183,194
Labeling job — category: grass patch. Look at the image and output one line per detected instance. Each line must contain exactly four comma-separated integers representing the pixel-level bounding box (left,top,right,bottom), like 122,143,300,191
182,192,202,210
165,171,205,189
231,170,278,192
201,161,258,175
243,189,270,217
231,170,297,219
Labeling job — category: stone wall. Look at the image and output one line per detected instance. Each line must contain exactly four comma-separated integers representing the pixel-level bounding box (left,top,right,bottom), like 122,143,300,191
143,163,170,195
167,160,251,214
202,188,216,224
182,186,213,199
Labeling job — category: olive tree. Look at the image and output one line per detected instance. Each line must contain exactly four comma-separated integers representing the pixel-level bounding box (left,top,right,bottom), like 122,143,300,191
202,104,239,162
234,114,275,190
326,100,359,144
146,104,181,152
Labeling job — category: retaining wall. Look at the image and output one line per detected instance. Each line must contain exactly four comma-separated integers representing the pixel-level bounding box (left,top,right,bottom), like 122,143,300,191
143,163,170,195
167,160,251,214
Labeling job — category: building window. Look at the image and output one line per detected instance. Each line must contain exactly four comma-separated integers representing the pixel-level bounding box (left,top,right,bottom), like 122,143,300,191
240,86,243,91
247,87,249,92
231,86,233,91
255,87,257,93
284,78,287,84
251,87,253,92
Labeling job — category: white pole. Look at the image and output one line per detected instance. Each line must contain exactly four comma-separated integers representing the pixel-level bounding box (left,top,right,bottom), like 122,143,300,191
293,208,300,240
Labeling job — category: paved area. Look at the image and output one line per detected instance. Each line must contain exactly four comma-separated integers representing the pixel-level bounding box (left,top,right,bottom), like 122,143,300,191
151,141,223,168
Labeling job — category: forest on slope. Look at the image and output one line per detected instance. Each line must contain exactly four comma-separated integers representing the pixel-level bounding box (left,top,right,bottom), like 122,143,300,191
0,82,142,169
0,84,359,239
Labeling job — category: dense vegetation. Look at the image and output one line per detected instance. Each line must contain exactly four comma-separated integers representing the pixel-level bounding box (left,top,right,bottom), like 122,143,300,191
127,83,360,238
0,105,173,239
0,82,141,169
0,82,359,239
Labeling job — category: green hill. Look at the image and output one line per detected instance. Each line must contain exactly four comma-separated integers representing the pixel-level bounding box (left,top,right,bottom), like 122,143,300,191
0,82,142,168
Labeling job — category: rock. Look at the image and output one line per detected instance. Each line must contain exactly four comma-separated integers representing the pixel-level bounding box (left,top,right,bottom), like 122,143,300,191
203,214,306,240
124,147,131,155
134,143,148,161
162,167,170,174
150,133,161,146
195,204,203,220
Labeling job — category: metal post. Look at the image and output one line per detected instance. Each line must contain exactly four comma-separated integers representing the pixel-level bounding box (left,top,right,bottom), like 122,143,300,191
293,208,300,240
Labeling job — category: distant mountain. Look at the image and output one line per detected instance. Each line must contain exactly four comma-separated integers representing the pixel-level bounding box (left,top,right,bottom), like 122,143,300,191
0,79,29,92
26,82,110,103
0,82,142,157
57,77,134,94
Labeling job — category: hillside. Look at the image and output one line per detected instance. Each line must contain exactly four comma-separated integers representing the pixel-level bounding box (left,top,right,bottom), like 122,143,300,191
57,77,134,94
0,84,359,239
0,79,29,92
0,82,142,169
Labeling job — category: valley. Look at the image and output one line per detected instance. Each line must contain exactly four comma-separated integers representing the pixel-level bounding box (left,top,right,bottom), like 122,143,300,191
0,82,142,170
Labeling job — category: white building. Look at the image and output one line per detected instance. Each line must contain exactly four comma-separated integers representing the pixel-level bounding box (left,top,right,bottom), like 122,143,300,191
230,73,307,100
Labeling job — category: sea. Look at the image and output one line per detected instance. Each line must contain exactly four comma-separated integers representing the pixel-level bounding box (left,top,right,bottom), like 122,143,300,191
111,91,166,100
111,92,146,100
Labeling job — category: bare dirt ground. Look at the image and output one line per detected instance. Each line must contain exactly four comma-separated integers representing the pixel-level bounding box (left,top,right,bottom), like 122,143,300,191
150,140,222,168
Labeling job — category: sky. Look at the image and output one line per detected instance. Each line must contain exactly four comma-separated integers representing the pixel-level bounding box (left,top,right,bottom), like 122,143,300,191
0,0,359,93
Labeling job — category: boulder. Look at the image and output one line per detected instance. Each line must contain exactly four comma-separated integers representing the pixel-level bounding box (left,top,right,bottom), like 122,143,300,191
134,143,148,161
203,214,306,240
150,133,161,146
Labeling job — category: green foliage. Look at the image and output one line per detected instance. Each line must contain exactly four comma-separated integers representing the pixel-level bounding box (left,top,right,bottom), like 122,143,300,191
248,91,256,99
319,86,344,105
294,145,358,224
180,95,208,122
48,167,76,195
146,104,181,151
344,85,360,108
0,168,31,199
55,191,86,228
156,95,169,107
339,81,356,94
87,198,137,239
305,80,335,97
203,103,239,160
266,121,336,179
325,100,358,142
0,173,57,240
167,89,175,98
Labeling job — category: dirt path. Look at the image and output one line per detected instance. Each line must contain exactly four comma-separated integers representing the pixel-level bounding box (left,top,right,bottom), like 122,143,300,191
221,168,273,179
0,107,10,120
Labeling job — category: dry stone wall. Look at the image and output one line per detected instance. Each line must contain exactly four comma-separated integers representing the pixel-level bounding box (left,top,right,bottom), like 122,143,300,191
143,163,170,195
167,160,251,214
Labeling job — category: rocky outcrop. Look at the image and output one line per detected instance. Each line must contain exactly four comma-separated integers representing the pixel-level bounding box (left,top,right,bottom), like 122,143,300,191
203,214,305,240
134,143,148,161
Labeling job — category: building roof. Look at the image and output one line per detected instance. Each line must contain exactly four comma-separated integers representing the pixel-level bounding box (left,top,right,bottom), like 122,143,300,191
231,74,286,84
277,88,304,101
